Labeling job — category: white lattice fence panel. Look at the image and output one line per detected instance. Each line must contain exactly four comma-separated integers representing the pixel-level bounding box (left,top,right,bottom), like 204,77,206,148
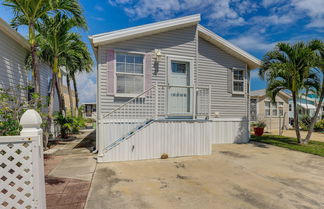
0,137,35,209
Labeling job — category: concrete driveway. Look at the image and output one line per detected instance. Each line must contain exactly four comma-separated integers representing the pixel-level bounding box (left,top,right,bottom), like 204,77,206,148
86,143,324,209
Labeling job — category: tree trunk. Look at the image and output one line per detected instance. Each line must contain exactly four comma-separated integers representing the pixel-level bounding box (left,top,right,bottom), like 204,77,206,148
293,92,302,143
55,74,66,116
66,74,75,116
46,73,56,148
29,24,40,98
304,80,324,143
72,73,79,116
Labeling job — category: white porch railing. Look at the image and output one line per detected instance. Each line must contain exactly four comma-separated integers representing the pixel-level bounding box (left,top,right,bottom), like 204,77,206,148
0,110,46,209
98,84,211,155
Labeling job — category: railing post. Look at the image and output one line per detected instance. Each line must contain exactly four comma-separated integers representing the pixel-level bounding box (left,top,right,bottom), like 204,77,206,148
208,85,212,119
20,109,46,209
193,85,196,119
155,82,158,119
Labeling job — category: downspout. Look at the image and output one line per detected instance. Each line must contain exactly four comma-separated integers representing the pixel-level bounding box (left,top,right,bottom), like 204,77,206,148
93,46,99,154
246,64,250,140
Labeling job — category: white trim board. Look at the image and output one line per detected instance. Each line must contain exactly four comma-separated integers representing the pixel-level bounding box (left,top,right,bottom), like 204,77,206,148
0,18,29,50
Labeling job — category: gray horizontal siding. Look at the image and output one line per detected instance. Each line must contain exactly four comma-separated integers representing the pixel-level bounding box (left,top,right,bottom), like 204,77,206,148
0,29,28,99
98,26,197,115
198,37,248,118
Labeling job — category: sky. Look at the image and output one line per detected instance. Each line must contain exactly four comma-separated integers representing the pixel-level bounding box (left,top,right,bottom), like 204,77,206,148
1,0,324,103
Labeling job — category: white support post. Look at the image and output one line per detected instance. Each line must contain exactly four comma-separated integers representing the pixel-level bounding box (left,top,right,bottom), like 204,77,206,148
155,82,158,119
20,109,46,209
98,114,104,159
193,85,196,119
208,84,212,119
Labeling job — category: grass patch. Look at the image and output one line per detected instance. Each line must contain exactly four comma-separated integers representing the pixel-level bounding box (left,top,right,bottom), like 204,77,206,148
251,135,324,157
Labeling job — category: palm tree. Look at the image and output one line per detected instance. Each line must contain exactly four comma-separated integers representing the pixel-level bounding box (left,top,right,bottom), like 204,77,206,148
61,35,93,116
260,42,320,144
37,13,86,114
305,40,324,142
3,0,85,96
36,13,86,139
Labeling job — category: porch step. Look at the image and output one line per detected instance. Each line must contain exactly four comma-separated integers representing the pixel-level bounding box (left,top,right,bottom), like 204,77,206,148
103,119,154,152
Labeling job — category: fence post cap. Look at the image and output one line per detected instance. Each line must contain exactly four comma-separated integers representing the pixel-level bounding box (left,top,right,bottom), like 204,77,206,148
20,109,42,129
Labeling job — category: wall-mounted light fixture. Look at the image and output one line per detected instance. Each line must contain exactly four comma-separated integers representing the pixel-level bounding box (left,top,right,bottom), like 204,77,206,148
154,49,162,62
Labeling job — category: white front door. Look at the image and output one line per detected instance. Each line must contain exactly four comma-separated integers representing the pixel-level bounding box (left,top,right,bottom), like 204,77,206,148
167,58,192,116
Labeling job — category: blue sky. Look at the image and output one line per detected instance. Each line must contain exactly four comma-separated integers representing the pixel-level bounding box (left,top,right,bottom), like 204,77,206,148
1,0,324,103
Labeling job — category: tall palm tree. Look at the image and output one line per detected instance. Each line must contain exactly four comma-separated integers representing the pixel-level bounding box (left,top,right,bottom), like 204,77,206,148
305,40,324,142
3,0,85,96
36,13,86,139
37,13,86,114
260,42,320,144
61,35,93,116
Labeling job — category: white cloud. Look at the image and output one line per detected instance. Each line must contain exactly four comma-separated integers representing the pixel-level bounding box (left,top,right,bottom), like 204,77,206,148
109,0,251,27
292,0,324,28
230,35,277,52
76,70,96,104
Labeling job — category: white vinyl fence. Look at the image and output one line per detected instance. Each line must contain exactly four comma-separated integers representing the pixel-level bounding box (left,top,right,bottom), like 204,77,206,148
0,110,46,209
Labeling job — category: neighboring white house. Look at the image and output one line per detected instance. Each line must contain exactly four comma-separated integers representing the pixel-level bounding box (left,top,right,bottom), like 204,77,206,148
0,18,59,112
82,103,96,119
288,95,324,124
89,14,261,162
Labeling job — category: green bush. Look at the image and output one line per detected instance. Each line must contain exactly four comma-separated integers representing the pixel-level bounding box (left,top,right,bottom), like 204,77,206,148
0,86,46,136
314,120,324,132
54,113,86,138
299,115,312,131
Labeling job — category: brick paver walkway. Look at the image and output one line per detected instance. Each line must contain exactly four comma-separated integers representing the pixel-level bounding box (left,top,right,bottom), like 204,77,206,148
44,130,96,209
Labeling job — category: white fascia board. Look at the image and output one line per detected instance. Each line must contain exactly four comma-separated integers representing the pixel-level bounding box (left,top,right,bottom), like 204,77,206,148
0,18,29,50
89,14,201,46
197,25,261,70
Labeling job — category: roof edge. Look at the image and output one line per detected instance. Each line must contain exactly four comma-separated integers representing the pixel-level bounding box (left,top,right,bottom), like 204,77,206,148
0,18,29,50
197,25,261,70
89,14,201,46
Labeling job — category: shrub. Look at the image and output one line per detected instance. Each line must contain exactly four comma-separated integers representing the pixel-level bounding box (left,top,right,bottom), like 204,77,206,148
300,115,311,131
0,86,47,136
314,120,324,132
54,114,86,138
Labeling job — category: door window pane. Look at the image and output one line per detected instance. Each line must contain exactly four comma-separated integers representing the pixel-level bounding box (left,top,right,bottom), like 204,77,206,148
172,62,187,73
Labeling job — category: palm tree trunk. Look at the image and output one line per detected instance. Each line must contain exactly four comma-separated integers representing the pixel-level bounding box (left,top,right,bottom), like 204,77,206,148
72,73,79,116
305,80,324,143
29,24,40,97
66,74,75,116
46,73,56,147
55,74,66,116
293,92,302,143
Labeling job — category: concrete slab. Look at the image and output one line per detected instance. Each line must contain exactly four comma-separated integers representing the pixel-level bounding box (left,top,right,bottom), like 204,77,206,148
85,143,324,209
49,156,96,181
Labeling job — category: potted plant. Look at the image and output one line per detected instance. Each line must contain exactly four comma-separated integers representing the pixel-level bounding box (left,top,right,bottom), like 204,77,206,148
253,121,266,136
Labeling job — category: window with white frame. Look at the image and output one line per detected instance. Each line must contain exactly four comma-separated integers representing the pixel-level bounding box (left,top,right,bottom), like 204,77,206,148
116,53,144,95
233,69,244,93
265,101,284,117
265,101,270,116
278,102,284,116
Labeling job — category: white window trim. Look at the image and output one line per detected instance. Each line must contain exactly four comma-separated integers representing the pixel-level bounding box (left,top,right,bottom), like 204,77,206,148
265,100,285,117
114,51,145,97
232,68,245,95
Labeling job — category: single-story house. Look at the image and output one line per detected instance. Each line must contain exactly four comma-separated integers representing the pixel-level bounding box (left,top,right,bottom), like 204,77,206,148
89,14,261,162
82,103,96,119
288,95,324,124
250,89,290,132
